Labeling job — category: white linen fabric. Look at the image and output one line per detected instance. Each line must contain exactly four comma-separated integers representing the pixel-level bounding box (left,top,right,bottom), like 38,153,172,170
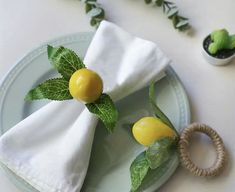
0,21,170,192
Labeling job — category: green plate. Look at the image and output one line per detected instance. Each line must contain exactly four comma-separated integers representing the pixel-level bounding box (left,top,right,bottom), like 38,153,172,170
0,32,190,192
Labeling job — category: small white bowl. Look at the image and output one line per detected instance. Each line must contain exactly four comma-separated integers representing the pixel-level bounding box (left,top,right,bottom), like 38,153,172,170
202,36,235,66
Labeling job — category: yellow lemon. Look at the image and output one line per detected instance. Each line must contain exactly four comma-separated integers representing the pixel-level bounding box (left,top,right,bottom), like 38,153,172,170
69,68,103,103
132,117,175,146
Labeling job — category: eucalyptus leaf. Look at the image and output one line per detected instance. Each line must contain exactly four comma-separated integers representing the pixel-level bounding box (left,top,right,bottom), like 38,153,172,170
176,20,189,28
85,4,92,13
87,7,103,17
96,9,105,19
25,78,72,101
178,16,189,20
130,152,150,192
86,94,118,132
178,24,190,31
47,45,85,80
167,8,178,18
79,0,106,29
90,17,97,26
86,1,99,6
155,0,164,7
145,137,175,169
172,15,179,28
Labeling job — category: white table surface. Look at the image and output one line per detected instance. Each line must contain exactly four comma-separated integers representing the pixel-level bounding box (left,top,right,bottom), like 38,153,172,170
0,0,235,191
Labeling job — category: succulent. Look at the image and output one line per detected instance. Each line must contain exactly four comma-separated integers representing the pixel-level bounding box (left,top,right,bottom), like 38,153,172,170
208,29,235,54
230,35,235,48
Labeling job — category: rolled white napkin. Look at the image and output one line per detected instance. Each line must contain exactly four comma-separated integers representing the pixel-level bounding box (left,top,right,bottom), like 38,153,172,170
0,21,170,192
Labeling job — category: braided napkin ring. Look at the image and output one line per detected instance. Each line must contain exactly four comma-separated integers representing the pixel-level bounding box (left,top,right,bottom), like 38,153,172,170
178,123,227,177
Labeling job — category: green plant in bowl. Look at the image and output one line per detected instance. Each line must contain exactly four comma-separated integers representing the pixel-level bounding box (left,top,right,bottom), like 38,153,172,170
203,29,235,66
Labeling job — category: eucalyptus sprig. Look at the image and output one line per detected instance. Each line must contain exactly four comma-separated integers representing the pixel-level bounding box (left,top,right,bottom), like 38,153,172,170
144,0,190,31
80,0,105,28
79,0,190,31
25,45,118,133
129,82,180,191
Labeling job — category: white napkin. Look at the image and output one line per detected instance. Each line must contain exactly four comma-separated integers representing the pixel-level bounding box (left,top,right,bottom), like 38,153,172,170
0,21,170,192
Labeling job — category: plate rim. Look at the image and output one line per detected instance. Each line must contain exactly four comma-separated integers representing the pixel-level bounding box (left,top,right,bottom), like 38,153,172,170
0,32,191,192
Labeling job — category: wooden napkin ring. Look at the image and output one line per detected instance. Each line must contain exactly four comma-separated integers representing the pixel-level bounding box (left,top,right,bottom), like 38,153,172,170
178,123,227,177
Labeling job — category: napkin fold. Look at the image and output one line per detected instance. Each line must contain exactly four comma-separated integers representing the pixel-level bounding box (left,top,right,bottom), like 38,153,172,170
0,21,170,192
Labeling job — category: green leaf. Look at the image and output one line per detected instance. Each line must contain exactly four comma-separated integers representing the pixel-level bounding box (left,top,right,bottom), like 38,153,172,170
85,4,92,13
167,8,178,18
136,154,178,191
86,1,99,6
178,16,189,20
178,24,190,31
80,0,105,29
90,17,97,26
149,83,175,129
87,7,103,18
25,78,72,101
177,20,190,31
95,9,105,19
47,45,85,80
85,94,118,132
176,20,188,27
130,152,150,192
145,137,175,169
172,15,179,28
149,83,180,138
